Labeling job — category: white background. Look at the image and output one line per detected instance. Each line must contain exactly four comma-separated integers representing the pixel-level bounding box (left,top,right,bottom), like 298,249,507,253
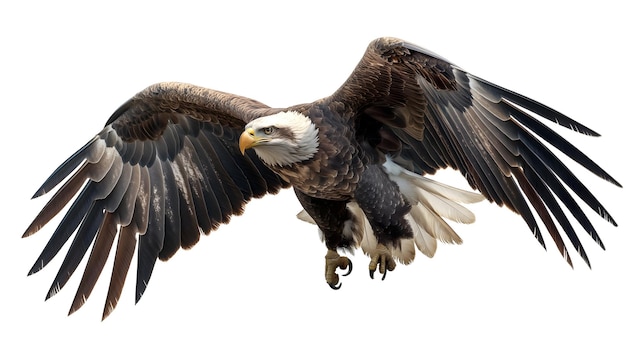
2,1,624,350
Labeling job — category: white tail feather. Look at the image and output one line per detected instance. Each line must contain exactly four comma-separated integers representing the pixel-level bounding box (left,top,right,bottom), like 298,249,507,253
350,202,377,258
406,213,437,258
392,238,417,264
296,210,315,224
411,204,462,244
411,174,484,204
415,188,476,224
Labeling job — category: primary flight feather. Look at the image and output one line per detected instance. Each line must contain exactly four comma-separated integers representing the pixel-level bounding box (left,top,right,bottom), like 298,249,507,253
23,37,620,319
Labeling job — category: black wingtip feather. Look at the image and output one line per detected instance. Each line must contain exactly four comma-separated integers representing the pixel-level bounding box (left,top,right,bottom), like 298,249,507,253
45,201,105,300
506,103,622,189
470,74,601,137
28,181,97,275
31,137,99,199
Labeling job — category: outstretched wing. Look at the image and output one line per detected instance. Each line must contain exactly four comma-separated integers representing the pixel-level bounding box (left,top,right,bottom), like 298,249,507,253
23,82,289,319
330,37,621,267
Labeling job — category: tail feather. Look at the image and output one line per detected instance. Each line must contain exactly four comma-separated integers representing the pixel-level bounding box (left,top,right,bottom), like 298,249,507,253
358,207,377,258
415,188,475,224
411,204,463,244
296,210,315,224
412,174,485,204
392,238,417,264
406,213,437,258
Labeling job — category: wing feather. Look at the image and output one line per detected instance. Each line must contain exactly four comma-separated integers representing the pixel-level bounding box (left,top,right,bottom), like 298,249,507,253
159,160,181,260
512,168,572,266
196,130,240,216
28,181,98,275
335,37,619,266
204,130,255,202
45,201,105,300
24,82,290,317
117,165,141,227
31,136,106,198
136,158,166,303
103,224,137,320
69,212,117,315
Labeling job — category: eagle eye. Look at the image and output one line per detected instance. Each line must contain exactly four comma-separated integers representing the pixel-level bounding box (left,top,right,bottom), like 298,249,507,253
263,127,275,135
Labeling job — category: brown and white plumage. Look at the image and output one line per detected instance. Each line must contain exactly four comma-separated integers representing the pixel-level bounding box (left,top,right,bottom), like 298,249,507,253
23,37,620,319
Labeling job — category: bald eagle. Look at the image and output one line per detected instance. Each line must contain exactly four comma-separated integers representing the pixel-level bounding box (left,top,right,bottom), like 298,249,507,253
24,37,620,319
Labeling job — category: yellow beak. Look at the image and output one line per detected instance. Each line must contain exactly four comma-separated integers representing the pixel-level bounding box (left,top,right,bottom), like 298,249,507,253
239,128,258,155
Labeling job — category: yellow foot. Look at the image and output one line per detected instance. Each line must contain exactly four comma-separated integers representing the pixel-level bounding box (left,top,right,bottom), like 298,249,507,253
369,243,396,280
325,249,352,290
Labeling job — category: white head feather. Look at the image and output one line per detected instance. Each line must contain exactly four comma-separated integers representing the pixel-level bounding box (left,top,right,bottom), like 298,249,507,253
244,111,319,167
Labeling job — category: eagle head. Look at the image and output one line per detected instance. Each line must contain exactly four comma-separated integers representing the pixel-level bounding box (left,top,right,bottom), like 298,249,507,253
239,111,319,167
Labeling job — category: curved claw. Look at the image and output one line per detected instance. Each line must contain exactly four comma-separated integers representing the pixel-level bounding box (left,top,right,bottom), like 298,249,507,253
328,282,342,290
341,258,353,276
369,268,388,280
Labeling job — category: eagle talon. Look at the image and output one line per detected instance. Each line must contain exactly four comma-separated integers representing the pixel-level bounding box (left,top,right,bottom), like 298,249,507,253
368,244,396,281
325,250,352,289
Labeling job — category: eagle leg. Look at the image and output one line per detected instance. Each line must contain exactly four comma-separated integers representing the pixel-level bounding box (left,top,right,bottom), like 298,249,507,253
368,243,396,280
325,249,352,290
